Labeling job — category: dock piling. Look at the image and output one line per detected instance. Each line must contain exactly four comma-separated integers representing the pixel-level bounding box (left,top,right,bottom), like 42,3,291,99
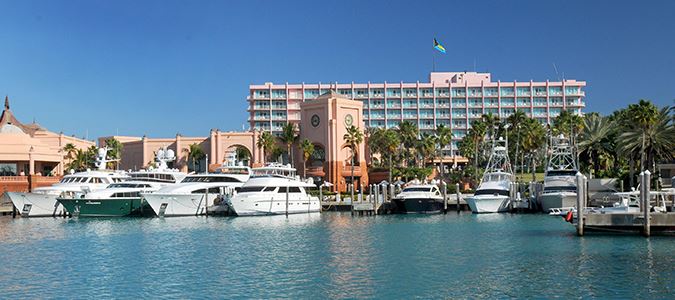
442,181,447,214
576,172,586,236
642,170,651,236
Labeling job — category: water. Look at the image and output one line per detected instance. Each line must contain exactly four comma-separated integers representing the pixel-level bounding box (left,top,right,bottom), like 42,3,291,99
0,213,673,299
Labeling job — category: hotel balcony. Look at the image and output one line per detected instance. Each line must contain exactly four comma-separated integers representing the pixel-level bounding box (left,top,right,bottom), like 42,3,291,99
271,106,287,110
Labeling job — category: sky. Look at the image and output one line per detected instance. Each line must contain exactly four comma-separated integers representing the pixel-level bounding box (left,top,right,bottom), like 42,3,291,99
1,0,674,141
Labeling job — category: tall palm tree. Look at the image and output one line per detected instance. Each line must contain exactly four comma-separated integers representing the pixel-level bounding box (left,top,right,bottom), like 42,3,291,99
397,120,419,166
507,111,527,174
481,113,500,139
256,131,276,164
467,119,487,179
618,106,674,174
435,124,452,182
520,118,546,181
62,143,77,171
343,125,364,192
298,139,315,179
625,100,659,171
552,110,583,138
184,143,205,173
381,129,400,184
577,114,614,178
104,138,122,170
279,122,298,166
417,133,436,167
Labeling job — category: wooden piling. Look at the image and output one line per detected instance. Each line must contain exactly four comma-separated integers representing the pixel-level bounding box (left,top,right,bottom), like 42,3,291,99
643,170,651,237
576,172,585,236
442,182,447,214
455,183,461,213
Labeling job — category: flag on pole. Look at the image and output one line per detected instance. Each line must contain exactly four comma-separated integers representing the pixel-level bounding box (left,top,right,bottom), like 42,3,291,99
433,38,446,54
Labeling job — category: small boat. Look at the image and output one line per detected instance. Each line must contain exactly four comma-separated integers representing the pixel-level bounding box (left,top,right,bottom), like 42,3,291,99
6,147,127,217
227,163,320,216
539,134,579,212
466,137,514,213
391,184,445,214
142,152,250,217
58,147,186,217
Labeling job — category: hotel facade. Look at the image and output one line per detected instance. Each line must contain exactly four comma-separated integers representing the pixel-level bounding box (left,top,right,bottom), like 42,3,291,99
248,72,586,157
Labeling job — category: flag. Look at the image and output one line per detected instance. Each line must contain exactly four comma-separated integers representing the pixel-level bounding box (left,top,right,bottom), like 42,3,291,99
433,38,446,54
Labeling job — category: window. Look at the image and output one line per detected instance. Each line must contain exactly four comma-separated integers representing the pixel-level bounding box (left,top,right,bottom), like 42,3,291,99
289,187,301,193
434,88,449,97
499,87,515,96
0,163,17,176
386,88,401,97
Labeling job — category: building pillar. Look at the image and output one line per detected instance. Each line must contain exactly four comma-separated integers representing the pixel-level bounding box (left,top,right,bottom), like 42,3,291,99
210,129,217,165
28,146,35,175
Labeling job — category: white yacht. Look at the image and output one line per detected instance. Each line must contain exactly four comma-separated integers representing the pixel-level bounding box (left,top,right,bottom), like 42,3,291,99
391,184,445,214
466,138,514,213
227,163,320,216
142,153,250,217
539,134,579,212
6,147,127,217
58,147,187,217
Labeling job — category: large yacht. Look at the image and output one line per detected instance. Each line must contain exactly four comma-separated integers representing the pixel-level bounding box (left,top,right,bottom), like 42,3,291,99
539,134,579,212
466,137,515,213
391,184,445,214
141,153,250,217
58,147,186,217
227,163,320,216
6,148,127,217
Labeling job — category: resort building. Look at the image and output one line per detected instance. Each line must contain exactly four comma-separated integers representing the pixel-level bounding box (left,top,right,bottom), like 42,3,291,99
248,71,586,158
0,96,94,193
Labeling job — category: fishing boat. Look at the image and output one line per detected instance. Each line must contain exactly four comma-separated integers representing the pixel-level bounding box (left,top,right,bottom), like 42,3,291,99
58,147,186,217
539,134,579,213
466,137,514,213
6,147,127,217
391,184,445,214
227,163,320,216
141,152,250,217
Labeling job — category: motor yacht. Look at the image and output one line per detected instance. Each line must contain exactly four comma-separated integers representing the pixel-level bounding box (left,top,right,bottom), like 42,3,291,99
466,137,514,213
539,134,579,212
391,184,445,213
6,147,127,217
227,163,320,216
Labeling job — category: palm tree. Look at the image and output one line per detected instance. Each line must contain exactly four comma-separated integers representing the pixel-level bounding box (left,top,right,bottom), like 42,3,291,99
298,139,315,179
184,143,205,173
235,146,251,165
552,110,583,138
343,125,364,193
62,143,77,171
104,138,122,170
256,131,276,164
577,114,614,178
279,122,298,166
625,100,659,171
435,124,452,182
417,133,436,167
381,129,400,184
507,111,527,174
397,121,419,166
481,113,500,139
466,119,487,180
520,118,546,182
618,106,674,175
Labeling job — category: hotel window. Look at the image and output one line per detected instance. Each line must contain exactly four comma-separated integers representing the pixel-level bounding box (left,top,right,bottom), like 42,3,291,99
419,109,433,119
469,108,482,117
468,98,482,107
420,98,433,108
338,89,353,98
386,99,401,108
271,101,286,109
566,97,580,106
0,163,17,176
403,109,417,119
253,90,270,99
371,120,385,128
550,97,563,106
468,88,482,97
533,97,547,106
355,89,368,98
501,108,515,118
485,108,498,115
437,99,449,107
386,120,401,129
420,120,434,129
418,88,431,97
403,88,417,97
386,88,401,97
452,120,466,128
548,87,563,96
565,86,581,95
500,97,515,107
271,89,287,99
363,111,369,119
303,89,319,99
436,109,449,118
319,89,330,95
402,99,417,108
486,99,498,107
549,108,562,116
516,87,531,96
533,87,547,96
499,87,515,96
484,88,498,97
452,108,466,117
370,100,384,108
452,98,466,107
370,89,384,98
387,111,401,119
452,130,466,138
451,88,466,97
435,88,449,97
533,108,547,117
516,97,531,107
254,101,270,109
437,119,450,126
370,110,385,119
272,112,286,120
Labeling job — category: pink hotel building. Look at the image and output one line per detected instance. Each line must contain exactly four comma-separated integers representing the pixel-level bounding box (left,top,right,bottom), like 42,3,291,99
248,71,586,157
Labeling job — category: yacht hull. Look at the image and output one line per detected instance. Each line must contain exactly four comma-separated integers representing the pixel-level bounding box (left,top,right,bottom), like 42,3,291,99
539,192,577,212
229,197,320,216
58,198,152,217
143,193,221,217
6,192,66,217
391,198,445,214
466,196,510,213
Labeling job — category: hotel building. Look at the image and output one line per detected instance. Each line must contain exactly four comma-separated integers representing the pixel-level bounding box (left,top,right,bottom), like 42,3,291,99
248,72,586,158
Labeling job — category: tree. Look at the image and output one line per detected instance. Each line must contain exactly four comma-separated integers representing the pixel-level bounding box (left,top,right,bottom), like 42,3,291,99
435,124,452,182
62,143,77,171
256,131,276,164
577,114,614,178
417,133,436,167
551,110,583,138
184,143,205,173
343,125,364,193
235,146,251,165
397,120,419,167
104,138,122,170
466,119,488,180
520,118,546,182
299,139,315,179
507,111,527,174
618,106,674,175
279,122,298,166
380,129,400,184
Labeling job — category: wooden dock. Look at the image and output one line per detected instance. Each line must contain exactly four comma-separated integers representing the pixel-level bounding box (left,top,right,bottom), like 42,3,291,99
579,213,675,234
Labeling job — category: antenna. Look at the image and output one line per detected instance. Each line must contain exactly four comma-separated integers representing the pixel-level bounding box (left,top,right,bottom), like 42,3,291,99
552,63,561,81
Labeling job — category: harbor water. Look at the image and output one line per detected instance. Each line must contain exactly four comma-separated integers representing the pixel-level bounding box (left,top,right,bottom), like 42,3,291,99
0,213,673,298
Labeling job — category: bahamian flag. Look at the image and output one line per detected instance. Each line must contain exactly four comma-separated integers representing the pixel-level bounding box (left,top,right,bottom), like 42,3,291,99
433,38,446,53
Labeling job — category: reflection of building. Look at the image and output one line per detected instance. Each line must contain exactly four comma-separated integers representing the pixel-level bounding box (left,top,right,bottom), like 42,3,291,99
248,71,586,159
299,91,368,192
99,130,262,173
0,96,94,193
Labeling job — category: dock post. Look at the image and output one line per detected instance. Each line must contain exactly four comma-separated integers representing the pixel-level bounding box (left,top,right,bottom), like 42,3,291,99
350,184,354,216
576,172,585,236
12,204,16,218
455,183,461,213
285,182,289,217
442,181,447,214
642,170,651,237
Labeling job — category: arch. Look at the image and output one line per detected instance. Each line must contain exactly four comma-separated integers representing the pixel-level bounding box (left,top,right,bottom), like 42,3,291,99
309,143,326,167
226,144,252,166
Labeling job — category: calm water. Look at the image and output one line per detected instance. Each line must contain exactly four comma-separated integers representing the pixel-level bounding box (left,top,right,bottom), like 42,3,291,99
0,213,673,299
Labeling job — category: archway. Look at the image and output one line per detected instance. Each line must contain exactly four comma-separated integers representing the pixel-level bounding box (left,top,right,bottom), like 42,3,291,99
226,144,252,166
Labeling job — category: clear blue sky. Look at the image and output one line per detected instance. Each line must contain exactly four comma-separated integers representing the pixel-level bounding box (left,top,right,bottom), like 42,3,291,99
1,0,674,140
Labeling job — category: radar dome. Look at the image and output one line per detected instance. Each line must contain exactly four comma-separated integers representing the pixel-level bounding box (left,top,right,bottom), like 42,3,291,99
157,149,165,159
97,148,107,157
166,149,175,159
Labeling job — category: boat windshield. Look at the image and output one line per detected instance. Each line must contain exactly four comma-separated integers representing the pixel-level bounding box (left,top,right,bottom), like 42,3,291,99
475,189,509,196
238,186,267,193
60,177,90,183
181,176,241,183
482,173,510,182
129,173,176,183
546,170,577,177
216,167,250,175
543,186,577,192
402,187,432,193
108,183,152,189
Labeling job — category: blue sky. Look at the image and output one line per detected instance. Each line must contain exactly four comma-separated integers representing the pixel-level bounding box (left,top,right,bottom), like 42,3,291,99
1,0,674,140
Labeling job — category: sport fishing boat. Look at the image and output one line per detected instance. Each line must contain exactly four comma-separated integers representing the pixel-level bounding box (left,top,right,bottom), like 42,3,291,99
391,184,445,214
539,134,579,213
141,152,250,217
227,163,320,216
6,147,127,217
466,137,514,213
58,147,186,217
